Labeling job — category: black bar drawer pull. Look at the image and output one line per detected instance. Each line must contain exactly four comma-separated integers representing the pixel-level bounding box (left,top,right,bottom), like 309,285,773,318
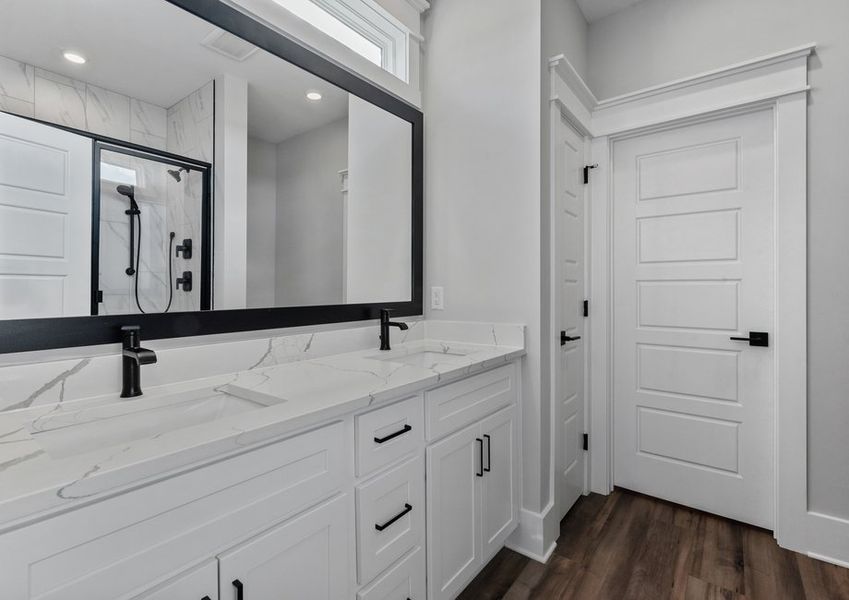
483,434,492,472
730,331,769,347
476,438,484,477
375,503,413,531
374,424,412,444
232,579,244,600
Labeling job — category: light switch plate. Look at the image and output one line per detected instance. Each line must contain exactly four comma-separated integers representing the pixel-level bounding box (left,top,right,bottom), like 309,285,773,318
431,286,444,310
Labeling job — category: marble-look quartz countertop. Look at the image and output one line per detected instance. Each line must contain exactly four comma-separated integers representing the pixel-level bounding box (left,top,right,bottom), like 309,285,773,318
0,326,524,530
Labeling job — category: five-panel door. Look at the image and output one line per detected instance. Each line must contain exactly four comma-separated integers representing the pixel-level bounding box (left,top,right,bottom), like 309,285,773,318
612,108,775,528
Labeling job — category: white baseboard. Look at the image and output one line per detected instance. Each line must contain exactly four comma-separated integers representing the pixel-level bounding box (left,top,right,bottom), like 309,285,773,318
808,552,849,570
506,502,560,563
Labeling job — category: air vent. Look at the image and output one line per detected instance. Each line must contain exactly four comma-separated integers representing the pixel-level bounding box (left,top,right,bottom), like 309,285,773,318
201,28,259,62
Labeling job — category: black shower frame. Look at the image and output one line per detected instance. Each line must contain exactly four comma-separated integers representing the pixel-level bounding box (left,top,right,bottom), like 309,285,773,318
91,141,213,316
0,0,424,354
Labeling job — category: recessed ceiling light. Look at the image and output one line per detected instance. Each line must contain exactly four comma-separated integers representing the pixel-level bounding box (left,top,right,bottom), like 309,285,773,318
306,91,322,102
63,52,87,64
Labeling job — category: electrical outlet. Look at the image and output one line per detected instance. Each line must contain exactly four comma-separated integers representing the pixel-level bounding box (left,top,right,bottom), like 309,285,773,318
431,286,444,310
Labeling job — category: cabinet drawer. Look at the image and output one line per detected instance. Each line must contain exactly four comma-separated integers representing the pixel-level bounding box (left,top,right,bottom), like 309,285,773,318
358,546,426,600
356,395,423,476
356,454,425,583
426,364,516,441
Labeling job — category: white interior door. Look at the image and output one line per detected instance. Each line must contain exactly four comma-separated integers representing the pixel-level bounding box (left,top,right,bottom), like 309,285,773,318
0,112,91,318
612,108,775,528
555,111,586,520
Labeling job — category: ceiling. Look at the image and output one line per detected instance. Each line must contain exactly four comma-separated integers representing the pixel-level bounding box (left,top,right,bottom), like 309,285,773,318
0,0,349,144
576,0,647,23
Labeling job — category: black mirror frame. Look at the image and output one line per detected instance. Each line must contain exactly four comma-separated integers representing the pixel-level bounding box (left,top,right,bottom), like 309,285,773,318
0,0,423,354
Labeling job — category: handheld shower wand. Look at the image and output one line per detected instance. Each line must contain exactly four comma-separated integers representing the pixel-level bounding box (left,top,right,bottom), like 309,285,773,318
117,185,139,276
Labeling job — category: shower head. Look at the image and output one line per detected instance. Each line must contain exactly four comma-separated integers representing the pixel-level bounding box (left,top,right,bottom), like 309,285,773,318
167,167,190,182
116,184,139,212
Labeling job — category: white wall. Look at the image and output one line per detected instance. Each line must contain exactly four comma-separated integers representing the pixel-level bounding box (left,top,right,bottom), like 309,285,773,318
246,138,278,308
213,74,249,310
275,117,348,306
542,0,588,80
587,0,849,520
423,0,545,512
346,95,412,303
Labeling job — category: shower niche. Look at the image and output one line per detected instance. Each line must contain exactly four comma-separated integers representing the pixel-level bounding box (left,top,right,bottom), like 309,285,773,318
95,144,210,315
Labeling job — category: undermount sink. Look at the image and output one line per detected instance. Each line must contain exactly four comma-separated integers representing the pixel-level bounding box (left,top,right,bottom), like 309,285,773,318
28,385,277,458
368,348,472,368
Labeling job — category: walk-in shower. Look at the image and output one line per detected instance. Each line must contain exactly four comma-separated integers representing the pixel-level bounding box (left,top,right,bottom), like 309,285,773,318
93,143,211,316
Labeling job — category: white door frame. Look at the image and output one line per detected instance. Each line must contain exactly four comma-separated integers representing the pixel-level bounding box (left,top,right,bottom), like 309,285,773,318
551,44,847,566
548,56,594,531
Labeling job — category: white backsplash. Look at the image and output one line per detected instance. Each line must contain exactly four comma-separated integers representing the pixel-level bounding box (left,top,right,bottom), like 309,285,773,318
0,321,524,413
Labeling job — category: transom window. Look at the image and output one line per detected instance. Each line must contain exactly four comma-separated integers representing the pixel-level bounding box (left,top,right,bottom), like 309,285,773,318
273,0,409,81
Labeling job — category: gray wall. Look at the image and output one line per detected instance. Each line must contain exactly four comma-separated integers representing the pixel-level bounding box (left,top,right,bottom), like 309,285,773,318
246,137,278,308
542,0,588,79
275,117,348,306
587,0,849,520
423,0,547,513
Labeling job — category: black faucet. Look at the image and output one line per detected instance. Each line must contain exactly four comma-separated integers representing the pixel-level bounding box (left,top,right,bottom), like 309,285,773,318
379,308,409,351
121,325,157,398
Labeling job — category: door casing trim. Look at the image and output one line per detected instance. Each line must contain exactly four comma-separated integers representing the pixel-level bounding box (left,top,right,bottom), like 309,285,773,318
549,45,846,564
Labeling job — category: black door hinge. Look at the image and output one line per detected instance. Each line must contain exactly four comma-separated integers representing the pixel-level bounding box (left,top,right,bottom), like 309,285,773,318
96,290,103,303
583,164,598,184
583,300,589,318
582,433,589,451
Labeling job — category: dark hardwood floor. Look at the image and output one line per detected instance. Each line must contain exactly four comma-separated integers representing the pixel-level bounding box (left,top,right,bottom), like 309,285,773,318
458,489,849,600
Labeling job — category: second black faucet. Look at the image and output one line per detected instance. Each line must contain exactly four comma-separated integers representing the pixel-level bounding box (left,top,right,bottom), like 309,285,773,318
379,308,408,351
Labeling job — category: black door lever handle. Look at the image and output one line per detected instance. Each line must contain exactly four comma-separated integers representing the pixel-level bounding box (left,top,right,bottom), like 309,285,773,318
730,331,769,347
560,331,582,345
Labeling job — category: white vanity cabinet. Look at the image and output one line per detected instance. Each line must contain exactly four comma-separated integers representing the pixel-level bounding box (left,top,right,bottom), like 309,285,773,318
0,359,521,600
425,366,520,600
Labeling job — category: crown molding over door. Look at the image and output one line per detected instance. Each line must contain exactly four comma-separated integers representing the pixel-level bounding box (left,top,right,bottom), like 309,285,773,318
548,44,847,567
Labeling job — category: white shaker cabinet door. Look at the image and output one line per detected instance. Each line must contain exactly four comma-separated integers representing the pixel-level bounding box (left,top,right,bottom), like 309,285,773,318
133,560,218,600
480,406,519,560
217,494,349,600
426,423,482,600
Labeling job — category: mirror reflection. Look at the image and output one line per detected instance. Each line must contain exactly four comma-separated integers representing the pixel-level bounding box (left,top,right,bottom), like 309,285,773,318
0,0,413,319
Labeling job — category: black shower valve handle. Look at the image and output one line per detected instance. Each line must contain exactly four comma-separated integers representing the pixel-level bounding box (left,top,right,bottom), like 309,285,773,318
175,238,193,259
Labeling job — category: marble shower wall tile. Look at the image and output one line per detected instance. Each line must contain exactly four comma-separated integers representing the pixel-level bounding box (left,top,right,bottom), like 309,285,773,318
86,85,131,139
0,56,169,152
0,95,34,118
166,81,214,162
34,74,86,130
130,99,167,138
0,56,34,102
130,130,166,151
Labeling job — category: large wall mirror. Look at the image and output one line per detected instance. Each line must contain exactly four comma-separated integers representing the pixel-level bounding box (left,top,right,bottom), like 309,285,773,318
0,0,422,353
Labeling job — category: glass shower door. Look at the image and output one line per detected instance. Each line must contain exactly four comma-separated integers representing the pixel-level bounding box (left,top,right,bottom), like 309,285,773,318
95,145,207,315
